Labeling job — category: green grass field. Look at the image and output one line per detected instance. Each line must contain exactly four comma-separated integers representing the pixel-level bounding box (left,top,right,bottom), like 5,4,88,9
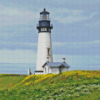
0,70,100,100
0,74,27,90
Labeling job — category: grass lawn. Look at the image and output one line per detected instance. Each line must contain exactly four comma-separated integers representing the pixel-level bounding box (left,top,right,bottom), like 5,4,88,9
75,90,100,100
0,70,100,100
0,74,27,90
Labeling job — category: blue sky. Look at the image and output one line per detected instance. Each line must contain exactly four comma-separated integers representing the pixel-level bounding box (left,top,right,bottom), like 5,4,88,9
0,0,100,70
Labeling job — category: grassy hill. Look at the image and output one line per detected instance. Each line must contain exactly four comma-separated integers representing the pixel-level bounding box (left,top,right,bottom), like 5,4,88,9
0,70,100,100
0,74,27,90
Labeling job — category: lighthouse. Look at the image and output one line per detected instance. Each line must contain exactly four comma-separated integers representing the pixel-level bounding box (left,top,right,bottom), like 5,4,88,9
35,8,70,74
35,8,53,74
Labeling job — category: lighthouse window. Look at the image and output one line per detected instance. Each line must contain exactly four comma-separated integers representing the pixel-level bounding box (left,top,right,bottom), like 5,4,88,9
44,28,47,31
49,28,50,31
41,28,47,31
40,15,43,20
41,28,45,31
47,15,49,20
43,28,45,31
47,48,50,56
41,28,43,31
43,15,47,19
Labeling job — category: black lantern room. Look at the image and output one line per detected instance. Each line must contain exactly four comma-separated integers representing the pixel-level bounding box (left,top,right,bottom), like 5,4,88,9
37,8,53,33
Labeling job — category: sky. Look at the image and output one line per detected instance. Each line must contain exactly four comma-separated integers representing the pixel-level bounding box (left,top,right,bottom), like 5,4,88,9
0,0,100,71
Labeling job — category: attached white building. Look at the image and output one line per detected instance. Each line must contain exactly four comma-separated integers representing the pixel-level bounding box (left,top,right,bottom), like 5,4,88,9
42,61,70,74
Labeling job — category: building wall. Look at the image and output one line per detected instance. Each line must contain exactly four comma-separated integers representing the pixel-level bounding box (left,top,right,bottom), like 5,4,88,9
43,65,51,74
51,67,69,74
51,67,59,74
35,72,44,75
36,32,53,71
61,67,69,72
43,65,60,74
43,65,69,74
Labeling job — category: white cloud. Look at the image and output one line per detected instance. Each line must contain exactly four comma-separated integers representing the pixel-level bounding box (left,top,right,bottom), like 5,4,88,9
0,4,39,26
93,40,100,43
51,0,100,5
73,40,100,44
0,41,37,50
53,9,97,23
53,40,100,47
56,9,83,15
1,41,37,47
0,49,37,63
86,20,100,27
66,0,100,5
53,42,66,46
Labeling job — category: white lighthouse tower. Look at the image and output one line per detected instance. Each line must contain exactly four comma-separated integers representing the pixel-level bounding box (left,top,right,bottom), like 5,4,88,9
35,8,53,74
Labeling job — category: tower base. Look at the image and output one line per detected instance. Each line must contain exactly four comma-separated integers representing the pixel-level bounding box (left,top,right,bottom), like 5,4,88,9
35,70,44,75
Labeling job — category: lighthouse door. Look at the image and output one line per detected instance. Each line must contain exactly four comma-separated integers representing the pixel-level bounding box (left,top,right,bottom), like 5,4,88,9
59,67,61,73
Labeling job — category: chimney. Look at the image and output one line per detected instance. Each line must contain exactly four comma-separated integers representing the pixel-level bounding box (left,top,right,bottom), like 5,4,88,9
28,68,31,75
63,58,66,63
47,57,49,62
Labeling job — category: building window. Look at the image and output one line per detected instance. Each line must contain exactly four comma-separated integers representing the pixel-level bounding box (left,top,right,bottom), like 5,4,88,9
48,68,49,73
45,68,46,73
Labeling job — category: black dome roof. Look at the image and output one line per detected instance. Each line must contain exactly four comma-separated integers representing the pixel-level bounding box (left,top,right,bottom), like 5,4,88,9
40,8,50,14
